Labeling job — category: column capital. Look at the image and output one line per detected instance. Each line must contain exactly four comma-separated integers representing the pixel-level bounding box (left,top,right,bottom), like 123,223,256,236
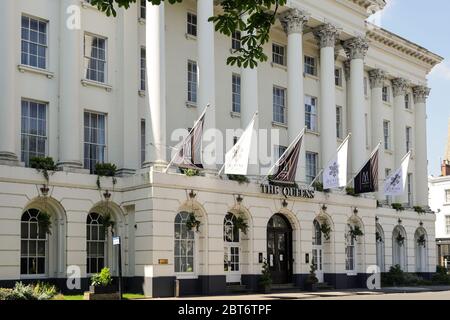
279,8,310,35
368,69,386,89
313,23,340,48
413,85,431,104
343,36,369,60
392,78,409,97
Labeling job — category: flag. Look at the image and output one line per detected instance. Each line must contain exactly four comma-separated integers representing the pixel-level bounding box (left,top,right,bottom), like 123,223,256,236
224,114,257,175
323,136,350,189
269,131,304,184
354,147,379,194
169,112,206,170
384,152,411,196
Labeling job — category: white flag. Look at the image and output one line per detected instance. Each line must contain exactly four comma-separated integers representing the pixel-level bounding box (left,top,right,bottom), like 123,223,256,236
384,152,411,196
224,115,257,175
323,137,349,189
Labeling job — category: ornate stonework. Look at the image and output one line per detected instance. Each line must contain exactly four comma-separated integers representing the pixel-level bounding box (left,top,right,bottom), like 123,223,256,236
392,78,409,97
368,69,386,89
279,8,310,35
313,23,340,48
413,85,431,104
343,36,369,60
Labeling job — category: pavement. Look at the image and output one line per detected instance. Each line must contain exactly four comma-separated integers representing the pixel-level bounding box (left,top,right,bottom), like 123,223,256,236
150,286,450,300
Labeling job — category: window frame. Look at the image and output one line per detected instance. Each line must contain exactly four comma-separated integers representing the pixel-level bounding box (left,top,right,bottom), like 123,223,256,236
231,31,241,51
232,73,241,113
272,43,286,66
336,106,343,139
83,111,107,173
304,55,317,76
186,12,197,37
21,15,49,70
83,33,108,84
335,68,343,87
174,212,196,276
383,120,391,150
306,152,318,185
382,86,390,103
140,47,146,91
86,212,107,275
272,86,287,124
305,95,318,132
187,60,198,104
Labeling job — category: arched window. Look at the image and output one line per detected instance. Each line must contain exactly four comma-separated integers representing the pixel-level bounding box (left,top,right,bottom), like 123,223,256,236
87,212,106,274
312,220,322,246
376,224,385,272
224,213,239,243
345,225,356,272
21,209,48,275
174,212,195,273
392,226,407,270
415,228,427,272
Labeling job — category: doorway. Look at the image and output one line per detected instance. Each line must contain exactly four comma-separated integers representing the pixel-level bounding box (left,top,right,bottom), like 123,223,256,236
267,214,293,284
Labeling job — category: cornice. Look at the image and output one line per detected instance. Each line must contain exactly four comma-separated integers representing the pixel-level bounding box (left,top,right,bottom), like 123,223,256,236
366,22,443,71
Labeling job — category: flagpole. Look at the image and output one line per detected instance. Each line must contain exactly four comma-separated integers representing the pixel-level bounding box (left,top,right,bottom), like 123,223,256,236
217,112,258,176
164,104,210,173
308,133,352,188
346,141,381,187
265,126,307,178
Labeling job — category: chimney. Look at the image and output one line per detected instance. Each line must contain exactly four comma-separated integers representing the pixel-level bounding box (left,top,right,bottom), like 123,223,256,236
443,119,450,176
442,160,450,176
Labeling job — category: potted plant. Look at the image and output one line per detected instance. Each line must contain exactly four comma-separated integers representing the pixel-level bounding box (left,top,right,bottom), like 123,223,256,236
305,263,319,291
180,168,200,177
417,234,426,247
89,267,117,294
320,222,331,241
414,206,426,215
259,259,272,293
391,203,405,212
227,174,250,184
186,212,201,232
348,225,364,242
30,156,58,185
37,211,52,235
376,231,383,243
346,187,357,197
396,234,405,246
234,213,249,235
95,163,117,190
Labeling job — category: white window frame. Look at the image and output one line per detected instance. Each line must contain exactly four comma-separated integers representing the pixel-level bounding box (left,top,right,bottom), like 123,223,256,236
446,216,450,235
406,126,412,153
21,209,48,277
345,228,357,274
336,106,343,139
232,74,241,113
335,68,342,87
83,111,107,173
141,119,146,166
305,95,318,132
383,120,391,150
405,93,411,110
231,31,241,51
446,190,450,204
174,212,197,277
84,33,108,84
304,55,317,76
86,212,107,275
306,152,318,184
140,47,146,91
382,86,390,103
273,86,286,124
21,15,48,70
187,60,198,104
20,99,48,167
272,43,286,66
407,173,413,207
186,12,197,37
139,0,146,19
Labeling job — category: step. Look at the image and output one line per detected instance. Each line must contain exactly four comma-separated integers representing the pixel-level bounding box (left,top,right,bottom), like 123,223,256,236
226,284,252,294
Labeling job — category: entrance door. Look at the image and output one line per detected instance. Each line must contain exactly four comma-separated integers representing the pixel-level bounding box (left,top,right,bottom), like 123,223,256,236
224,213,241,284
312,220,324,282
267,214,293,284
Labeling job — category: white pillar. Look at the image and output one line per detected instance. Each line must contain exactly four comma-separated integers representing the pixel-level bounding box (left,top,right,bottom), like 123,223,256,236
413,86,431,207
58,0,83,169
197,0,216,170
343,37,369,175
145,3,167,167
241,15,259,176
0,1,19,165
280,8,309,182
314,23,339,171
369,69,386,200
392,78,409,204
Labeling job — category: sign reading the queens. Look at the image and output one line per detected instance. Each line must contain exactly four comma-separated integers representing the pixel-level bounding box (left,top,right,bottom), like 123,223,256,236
260,184,315,199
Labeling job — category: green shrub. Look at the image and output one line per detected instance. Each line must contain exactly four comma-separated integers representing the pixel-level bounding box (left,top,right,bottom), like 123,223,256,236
95,163,118,189
391,203,405,211
0,282,57,300
345,187,357,196
227,174,250,184
33,281,58,300
181,168,200,177
91,267,113,287
30,156,57,183
432,266,450,285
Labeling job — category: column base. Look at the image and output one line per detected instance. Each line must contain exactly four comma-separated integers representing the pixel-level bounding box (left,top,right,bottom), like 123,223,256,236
57,161,88,174
0,152,20,166
143,160,168,172
116,168,136,176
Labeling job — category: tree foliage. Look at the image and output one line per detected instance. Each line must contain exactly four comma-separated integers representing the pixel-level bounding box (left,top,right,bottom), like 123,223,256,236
89,0,286,68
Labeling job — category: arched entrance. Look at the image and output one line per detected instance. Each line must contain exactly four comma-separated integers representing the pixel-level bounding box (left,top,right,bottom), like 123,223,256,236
392,226,407,271
376,224,385,272
312,219,323,282
224,212,241,284
267,214,293,284
414,228,427,272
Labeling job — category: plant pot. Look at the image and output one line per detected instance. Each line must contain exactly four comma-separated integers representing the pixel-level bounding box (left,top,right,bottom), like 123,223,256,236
89,284,117,294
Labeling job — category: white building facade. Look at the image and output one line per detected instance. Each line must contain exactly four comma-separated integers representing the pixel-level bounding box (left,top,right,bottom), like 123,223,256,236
0,0,442,297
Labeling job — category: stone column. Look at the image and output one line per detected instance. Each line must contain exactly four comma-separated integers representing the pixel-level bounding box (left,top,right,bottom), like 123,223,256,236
313,23,339,170
413,86,431,207
392,78,409,204
58,0,83,169
144,2,167,167
343,37,369,175
197,0,216,170
0,1,19,165
369,69,386,201
280,8,309,183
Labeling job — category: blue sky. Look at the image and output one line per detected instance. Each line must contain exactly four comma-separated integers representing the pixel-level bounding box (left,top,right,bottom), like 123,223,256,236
369,0,450,177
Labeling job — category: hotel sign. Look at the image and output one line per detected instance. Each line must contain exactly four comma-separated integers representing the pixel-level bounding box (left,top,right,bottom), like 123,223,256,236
261,184,315,199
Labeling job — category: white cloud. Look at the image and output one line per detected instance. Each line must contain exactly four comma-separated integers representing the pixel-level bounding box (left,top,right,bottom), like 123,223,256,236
430,62,450,80
367,0,395,27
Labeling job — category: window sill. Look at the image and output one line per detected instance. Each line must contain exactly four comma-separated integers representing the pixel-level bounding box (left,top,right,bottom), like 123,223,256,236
185,33,197,41
230,111,241,118
384,149,393,155
81,79,112,92
304,73,319,81
186,101,197,108
272,121,288,129
336,85,344,91
306,129,320,136
383,101,392,107
271,62,287,71
138,17,146,25
346,272,357,276
18,64,54,79
176,274,198,280
138,90,146,97
405,108,414,114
